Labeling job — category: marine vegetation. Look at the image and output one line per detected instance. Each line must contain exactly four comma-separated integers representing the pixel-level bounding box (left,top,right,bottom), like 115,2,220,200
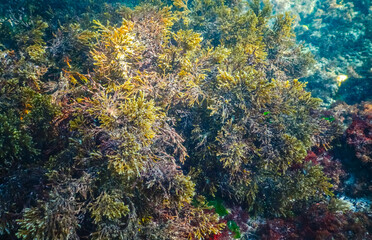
259,202,372,239
272,0,372,105
0,0,371,239
179,0,340,217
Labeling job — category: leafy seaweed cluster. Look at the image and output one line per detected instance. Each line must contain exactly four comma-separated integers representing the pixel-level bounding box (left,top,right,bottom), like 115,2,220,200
259,202,372,239
178,0,339,217
0,0,368,239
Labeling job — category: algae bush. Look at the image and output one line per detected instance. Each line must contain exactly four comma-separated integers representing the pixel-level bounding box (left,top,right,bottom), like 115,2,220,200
0,0,371,239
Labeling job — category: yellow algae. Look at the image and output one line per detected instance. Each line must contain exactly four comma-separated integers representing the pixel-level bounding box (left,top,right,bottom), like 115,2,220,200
336,74,348,86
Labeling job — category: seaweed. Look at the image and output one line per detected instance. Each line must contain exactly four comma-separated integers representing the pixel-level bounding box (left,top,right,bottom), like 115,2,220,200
0,0,370,239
